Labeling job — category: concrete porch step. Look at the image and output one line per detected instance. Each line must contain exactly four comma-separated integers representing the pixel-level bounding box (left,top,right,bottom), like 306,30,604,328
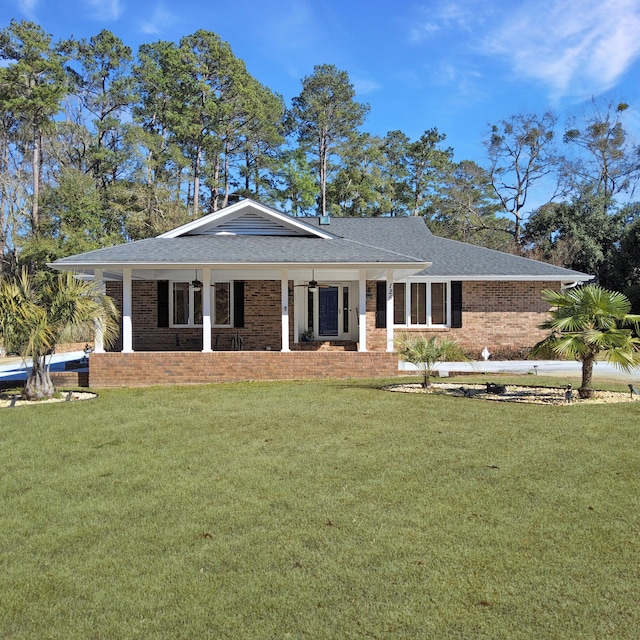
293,341,358,351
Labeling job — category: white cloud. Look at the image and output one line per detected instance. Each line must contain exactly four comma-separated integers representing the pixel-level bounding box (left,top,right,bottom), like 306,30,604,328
485,0,640,100
409,1,496,43
352,78,381,95
83,0,123,21
409,22,439,43
139,3,176,35
248,0,323,80
17,0,38,18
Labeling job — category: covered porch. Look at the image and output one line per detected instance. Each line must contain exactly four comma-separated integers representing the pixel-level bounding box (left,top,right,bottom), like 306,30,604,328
94,265,410,355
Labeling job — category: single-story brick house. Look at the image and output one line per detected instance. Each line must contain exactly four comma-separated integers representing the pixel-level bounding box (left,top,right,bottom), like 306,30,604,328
50,199,591,387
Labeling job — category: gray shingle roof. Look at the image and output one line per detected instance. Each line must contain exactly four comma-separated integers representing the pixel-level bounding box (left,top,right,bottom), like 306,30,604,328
51,217,433,267
51,209,591,280
303,218,590,280
414,235,590,279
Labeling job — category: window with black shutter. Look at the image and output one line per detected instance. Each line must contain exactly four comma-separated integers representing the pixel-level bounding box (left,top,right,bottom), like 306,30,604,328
451,281,463,328
375,281,386,328
157,281,169,327
233,281,245,328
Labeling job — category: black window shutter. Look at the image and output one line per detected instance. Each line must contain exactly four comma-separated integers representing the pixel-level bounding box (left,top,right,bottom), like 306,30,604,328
451,281,462,328
375,281,386,328
157,280,169,327
233,281,245,328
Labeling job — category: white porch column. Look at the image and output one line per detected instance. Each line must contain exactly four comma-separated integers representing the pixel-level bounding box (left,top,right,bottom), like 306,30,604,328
122,268,133,353
93,268,105,354
202,268,212,352
281,269,290,352
386,269,395,352
358,270,367,352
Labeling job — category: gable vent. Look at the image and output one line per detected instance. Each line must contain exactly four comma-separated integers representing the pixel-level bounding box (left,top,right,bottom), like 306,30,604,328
193,212,313,236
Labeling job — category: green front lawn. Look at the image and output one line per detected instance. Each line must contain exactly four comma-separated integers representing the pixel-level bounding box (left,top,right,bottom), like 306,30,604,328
1,378,639,639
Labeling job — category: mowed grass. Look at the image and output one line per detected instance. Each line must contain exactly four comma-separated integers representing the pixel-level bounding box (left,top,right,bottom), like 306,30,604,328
1,377,639,639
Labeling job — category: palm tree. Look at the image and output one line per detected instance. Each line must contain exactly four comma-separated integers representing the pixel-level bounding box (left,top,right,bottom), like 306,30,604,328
531,285,640,399
0,269,119,400
396,334,467,389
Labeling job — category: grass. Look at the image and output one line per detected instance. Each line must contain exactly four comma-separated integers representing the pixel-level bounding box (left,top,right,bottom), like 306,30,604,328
1,376,639,639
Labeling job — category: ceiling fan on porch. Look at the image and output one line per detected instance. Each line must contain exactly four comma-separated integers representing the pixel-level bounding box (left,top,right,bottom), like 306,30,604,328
189,270,203,291
294,269,331,293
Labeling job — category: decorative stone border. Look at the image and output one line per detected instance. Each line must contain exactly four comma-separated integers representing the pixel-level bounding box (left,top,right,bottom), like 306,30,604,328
384,383,637,405
0,391,97,409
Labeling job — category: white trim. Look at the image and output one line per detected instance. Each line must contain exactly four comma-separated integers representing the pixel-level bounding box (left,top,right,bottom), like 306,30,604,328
386,270,394,352
358,270,367,352
281,269,290,352
202,269,212,352
394,281,451,328
405,274,593,282
94,268,105,354
52,264,583,284
168,280,233,328
50,261,431,273
122,268,133,353
158,199,336,240
312,282,353,340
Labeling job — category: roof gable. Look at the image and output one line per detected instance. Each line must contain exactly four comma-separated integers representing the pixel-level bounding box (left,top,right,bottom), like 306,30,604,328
158,199,335,239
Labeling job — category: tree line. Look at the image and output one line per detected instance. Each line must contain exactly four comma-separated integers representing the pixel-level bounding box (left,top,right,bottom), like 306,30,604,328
1,19,639,307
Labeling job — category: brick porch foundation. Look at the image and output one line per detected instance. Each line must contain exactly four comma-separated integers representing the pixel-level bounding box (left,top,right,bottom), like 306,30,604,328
89,351,398,388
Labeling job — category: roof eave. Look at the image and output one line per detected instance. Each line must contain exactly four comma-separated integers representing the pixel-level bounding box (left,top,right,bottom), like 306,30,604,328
49,260,432,271
410,274,594,282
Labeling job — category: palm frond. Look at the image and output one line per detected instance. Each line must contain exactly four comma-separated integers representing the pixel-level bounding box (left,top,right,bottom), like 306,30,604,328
537,284,640,389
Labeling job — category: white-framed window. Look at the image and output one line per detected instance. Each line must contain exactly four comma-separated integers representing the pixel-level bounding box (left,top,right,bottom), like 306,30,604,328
393,281,449,327
170,281,232,327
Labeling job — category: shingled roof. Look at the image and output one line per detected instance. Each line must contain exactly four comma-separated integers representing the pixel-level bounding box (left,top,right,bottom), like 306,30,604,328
50,199,591,282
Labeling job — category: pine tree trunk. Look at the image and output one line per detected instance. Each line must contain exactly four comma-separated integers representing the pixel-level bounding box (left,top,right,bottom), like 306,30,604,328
192,146,201,216
0,139,7,264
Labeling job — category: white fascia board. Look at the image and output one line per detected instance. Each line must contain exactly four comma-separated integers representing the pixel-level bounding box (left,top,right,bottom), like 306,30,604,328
49,260,431,275
157,199,335,240
404,274,594,282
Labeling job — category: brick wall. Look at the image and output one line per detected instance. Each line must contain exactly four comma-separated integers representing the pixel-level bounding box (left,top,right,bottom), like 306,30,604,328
452,281,554,358
51,371,89,388
107,280,290,352
106,278,557,362
55,342,91,354
377,280,558,359
89,351,398,388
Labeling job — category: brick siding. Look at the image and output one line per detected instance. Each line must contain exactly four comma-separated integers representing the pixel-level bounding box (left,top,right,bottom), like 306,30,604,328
107,279,364,353
107,280,294,352
51,371,89,388
99,278,558,386
89,351,397,388
367,280,559,359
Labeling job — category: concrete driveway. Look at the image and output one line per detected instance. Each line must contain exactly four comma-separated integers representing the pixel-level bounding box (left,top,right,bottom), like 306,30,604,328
0,351,85,383
400,359,640,383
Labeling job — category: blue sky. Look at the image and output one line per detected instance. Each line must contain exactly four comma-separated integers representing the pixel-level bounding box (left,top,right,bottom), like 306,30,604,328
3,0,640,163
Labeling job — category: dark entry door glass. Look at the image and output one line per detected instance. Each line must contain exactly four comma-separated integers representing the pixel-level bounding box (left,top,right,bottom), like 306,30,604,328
319,286,339,336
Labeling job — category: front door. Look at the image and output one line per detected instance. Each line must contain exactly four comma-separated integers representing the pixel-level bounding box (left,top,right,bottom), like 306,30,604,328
315,284,351,339
319,286,339,336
